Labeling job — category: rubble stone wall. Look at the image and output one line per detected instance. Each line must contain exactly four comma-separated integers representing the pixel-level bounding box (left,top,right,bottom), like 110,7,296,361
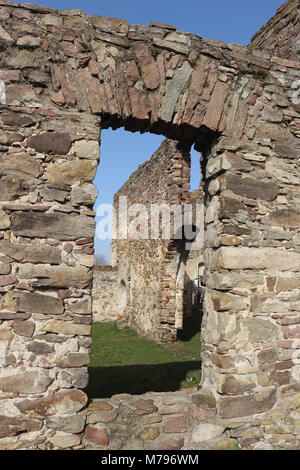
111,138,203,343
249,0,300,60
92,266,119,323
0,0,299,449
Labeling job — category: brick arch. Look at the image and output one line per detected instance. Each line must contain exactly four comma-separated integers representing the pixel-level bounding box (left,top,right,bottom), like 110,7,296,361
0,0,300,449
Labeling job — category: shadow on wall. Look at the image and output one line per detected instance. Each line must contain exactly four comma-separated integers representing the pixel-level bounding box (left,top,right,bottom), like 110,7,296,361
178,303,203,343
85,361,202,398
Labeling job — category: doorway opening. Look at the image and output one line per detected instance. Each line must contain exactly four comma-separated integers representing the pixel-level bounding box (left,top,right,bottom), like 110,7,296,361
87,128,204,398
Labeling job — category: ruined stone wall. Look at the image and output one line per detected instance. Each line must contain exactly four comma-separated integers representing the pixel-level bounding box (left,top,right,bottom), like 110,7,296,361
92,266,119,322
73,386,300,451
249,0,300,61
112,138,199,342
0,0,298,450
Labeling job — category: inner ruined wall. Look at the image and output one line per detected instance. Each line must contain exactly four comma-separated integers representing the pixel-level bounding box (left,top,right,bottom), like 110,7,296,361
111,138,202,342
92,266,119,322
0,0,299,450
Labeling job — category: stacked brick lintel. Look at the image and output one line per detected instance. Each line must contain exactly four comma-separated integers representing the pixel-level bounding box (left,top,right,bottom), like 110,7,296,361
0,0,298,449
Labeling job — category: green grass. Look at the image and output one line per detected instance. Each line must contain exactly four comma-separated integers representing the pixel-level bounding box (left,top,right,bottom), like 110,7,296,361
85,305,203,398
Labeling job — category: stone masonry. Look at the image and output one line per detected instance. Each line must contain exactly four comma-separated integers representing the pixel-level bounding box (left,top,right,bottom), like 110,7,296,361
0,0,299,449
92,266,119,323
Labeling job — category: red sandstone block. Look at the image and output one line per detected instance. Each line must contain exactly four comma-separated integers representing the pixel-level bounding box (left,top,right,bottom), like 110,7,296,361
163,415,186,433
202,81,229,131
79,68,102,114
84,425,109,446
271,56,300,69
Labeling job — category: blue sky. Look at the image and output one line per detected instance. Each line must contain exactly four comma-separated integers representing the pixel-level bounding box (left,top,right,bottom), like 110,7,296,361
20,0,284,261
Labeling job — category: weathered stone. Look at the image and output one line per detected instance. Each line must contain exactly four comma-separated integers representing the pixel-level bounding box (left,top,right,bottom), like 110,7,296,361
0,415,42,438
256,123,292,142
13,320,35,338
0,274,16,287
0,311,31,320
28,70,50,85
203,81,228,131
57,367,89,389
0,175,28,201
136,427,160,441
35,333,67,344
0,370,52,394
159,404,186,415
92,15,128,36
257,348,278,365
219,197,250,220
4,49,44,69
218,374,256,394
151,437,184,450
267,209,300,228
2,291,64,314
45,415,86,433
192,423,225,443
27,132,71,155
213,291,249,311
84,425,109,446
0,209,10,230
71,183,98,205
218,388,277,419
48,432,81,448
40,187,68,202
0,113,33,127
224,174,279,201
134,43,160,91
18,264,92,288
135,399,157,415
153,38,190,54
12,212,95,241
26,342,55,355
0,242,61,264
17,35,41,48
159,61,192,122
238,318,279,343
45,160,96,185
16,389,88,416
192,393,216,409
0,24,13,43
88,410,118,424
74,140,99,160
0,327,13,366
208,272,264,290
88,401,113,412
94,31,129,49
68,298,91,315
128,88,149,120
57,353,90,367
213,247,300,272
163,415,186,433
276,276,300,293
6,85,40,107
2,153,43,178
43,320,91,336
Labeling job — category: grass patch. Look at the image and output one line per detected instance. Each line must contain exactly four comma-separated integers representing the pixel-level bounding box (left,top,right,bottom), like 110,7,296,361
85,305,202,398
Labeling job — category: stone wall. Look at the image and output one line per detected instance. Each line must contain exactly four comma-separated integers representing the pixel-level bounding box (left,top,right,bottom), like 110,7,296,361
111,138,203,342
0,0,299,450
78,387,300,450
92,266,119,323
249,0,300,60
